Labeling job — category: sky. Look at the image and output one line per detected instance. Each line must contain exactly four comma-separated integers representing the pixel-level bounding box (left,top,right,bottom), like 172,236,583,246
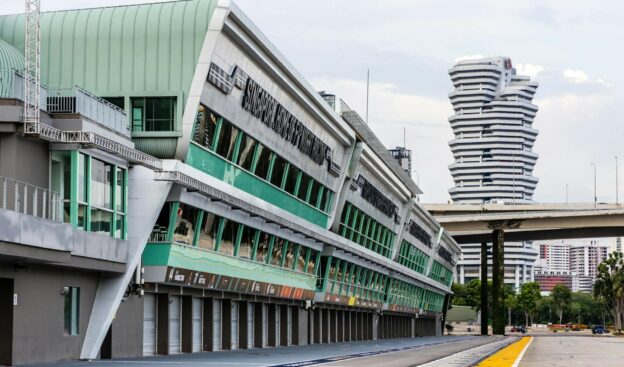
2,0,623,205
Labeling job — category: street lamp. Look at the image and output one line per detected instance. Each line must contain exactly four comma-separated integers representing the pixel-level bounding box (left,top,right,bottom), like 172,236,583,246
616,155,619,205
590,163,597,208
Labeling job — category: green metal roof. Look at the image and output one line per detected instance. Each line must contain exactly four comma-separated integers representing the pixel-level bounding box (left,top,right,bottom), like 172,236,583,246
0,38,24,97
0,0,217,103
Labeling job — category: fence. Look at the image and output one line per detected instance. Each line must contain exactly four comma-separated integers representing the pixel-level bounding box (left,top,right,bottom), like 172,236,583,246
0,176,63,222
47,85,130,137
0,68,48,109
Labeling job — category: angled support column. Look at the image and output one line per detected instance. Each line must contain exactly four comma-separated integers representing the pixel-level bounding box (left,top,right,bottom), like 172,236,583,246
480,241,489,335
80,166,172,359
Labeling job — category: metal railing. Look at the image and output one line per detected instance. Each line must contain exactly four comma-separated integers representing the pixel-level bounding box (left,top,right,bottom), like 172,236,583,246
47,85,130,137
0,68,48,110
0,176,63,222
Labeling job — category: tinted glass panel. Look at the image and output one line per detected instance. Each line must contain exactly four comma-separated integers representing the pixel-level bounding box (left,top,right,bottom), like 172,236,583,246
284,165,300,194
172,203,199,245
238,225,255,259
271,238,286,266
270,156,287,187
253,146,271,180
218,219,237,256
255,232,272,263
198,212,219,251
284,243,297,269
237,134,257,171
297,174,311,201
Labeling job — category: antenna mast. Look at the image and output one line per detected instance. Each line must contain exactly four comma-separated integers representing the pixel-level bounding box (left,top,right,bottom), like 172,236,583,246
24,0,40,131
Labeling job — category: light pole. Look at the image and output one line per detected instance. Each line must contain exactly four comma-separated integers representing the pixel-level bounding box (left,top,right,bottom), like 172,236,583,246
591,162,597,207
616,155,619,205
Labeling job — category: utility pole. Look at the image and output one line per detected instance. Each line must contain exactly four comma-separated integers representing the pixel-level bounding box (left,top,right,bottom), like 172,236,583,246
616,155,619,205
591,163,597,208
365,69,370,124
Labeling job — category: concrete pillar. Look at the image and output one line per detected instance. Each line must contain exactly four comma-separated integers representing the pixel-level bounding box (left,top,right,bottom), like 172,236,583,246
492,229,505,335
373,312,379,340
480,242,489,336
460,265,465,284
522,264,527,283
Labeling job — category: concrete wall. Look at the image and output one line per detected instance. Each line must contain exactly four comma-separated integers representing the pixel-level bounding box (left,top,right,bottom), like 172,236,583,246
0,133,49,189
0,263,98,365
111,294,144,358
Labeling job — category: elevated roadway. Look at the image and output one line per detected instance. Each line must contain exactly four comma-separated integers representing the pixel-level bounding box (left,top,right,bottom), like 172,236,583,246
424,203,624,244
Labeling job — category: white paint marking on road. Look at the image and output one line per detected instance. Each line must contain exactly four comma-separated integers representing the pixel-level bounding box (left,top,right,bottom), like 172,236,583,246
511,337,533,367
418,337,517,367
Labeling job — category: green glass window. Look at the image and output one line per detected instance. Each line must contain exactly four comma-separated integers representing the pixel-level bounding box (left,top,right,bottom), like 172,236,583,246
131,97,176,132
215,122,240,161
172,203,200,245
284,242,297,269
237,134,257,171
338,201,395,258
218,219,237,256
237,225,255,259
267,156,284,188
197,212,219,251
253,145,272,180
63,287,80,336
297,173,311,201
271,238,286,266
193,105,218,150
255,232,272,263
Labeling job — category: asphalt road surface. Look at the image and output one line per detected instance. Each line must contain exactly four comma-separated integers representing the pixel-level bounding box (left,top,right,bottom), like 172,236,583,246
519,335,624,367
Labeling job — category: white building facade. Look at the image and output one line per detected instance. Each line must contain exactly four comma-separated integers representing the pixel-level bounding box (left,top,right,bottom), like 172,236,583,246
447,57,539,204
448,57,540,290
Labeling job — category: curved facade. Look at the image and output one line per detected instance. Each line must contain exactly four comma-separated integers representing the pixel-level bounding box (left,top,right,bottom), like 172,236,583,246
447,57,539,203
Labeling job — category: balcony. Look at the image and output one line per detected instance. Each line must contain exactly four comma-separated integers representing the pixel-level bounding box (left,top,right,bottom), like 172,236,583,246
47,86,130,137
0,176,62,222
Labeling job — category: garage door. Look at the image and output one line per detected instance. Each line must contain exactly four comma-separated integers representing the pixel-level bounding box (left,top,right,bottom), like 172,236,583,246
231,301,239,350
169,296,181,354
192,297,202,352
262,304,268,347
247,303,254,348
142,293,156,356
213,299,222,351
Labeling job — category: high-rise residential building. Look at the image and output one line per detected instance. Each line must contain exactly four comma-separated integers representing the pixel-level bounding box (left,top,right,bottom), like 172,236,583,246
449,57,539,290
569,240,609,278
447,57,539,203
538,241,570,274
0,2,459,365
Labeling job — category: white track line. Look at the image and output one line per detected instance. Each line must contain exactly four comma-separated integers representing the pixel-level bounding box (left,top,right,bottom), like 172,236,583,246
511,336,533,367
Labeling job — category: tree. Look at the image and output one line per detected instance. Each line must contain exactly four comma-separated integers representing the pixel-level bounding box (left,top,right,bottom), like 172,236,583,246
594,251,624,333
551,284,572,324
504,291,517,326
517,282,541,326
451,283,468,306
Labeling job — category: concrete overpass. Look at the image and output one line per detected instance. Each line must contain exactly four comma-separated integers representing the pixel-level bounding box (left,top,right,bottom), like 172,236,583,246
422,202,624,336
423,203,624,244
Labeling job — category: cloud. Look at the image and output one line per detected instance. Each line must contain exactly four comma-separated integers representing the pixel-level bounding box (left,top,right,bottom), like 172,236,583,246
516,64,544,79
454,54,484,63
563,69,590,84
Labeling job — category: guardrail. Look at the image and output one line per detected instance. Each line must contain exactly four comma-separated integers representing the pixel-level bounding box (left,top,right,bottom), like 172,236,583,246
0,176,63,222
0,68,48,110
47,85,130,137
